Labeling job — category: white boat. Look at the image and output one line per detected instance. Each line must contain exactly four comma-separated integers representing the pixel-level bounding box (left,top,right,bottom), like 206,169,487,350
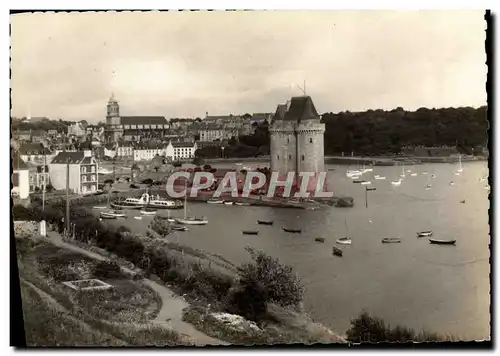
134,216,143,220
374,175,386,180
449,181,455,186
336,220,352,245
391,179,402,186
350,174,361,180
410,173,417,177
425,184,432,190
175,180,208,225
98,168,113,174
361,181,371,185
431,174,436,179
422,171,429,175
406,169,412,173
224,201,234,205
456,154,464,173
140,209,157,215
100,211,126,219
235,202,251,206
346,170,362,177
207,199,224,204
93,206,107,210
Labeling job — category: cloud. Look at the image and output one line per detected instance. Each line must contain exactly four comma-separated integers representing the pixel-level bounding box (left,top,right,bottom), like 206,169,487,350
10,10,486,122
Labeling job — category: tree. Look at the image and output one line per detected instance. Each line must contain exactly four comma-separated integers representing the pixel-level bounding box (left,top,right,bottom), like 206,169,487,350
237,247,304,309
149,216,171,237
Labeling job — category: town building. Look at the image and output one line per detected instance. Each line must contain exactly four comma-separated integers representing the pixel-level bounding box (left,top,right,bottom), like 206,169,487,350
31,130,48,143
67,121,89,137
199,125,226,142
19,143,57,165
269,96,325,191
132,141,198,162
171,141,197,161
12,153,30,199
28,164,50,193
105,94,170,142
49,151,99,194
116,142,135,159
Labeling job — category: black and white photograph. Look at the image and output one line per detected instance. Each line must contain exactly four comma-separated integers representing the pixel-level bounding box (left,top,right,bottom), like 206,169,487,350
10,9,490,347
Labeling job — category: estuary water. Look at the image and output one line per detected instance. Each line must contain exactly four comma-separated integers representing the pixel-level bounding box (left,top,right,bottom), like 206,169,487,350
100,160,490,340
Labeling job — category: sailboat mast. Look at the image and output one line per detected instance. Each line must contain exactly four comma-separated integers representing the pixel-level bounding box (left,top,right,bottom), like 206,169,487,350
184,179,187,219
345,219,348,237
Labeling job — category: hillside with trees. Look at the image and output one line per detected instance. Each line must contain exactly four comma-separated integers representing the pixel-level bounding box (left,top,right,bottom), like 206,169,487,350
321,106,488,156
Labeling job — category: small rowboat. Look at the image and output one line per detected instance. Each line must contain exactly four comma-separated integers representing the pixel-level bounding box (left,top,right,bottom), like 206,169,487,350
235,202,251,206
314,237,325,243
417,231,433,237
242,230,259,235
336,237,351,245
366,187,377,191
257,220,274,225
332,247,343,257
283,227,301,233
224,201,234,206
93,206,107,210
100,211,126,219
207,199,224,204
134,216,143,220
382,237,402,243
429,238,456,245
460,200,466,204
171,225,189,231
111,202,142,210
140,209,157,216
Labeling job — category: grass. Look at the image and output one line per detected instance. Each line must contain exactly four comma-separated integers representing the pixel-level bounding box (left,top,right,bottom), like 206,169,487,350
16,238,188,346
182,305,346,345
20,282,126,346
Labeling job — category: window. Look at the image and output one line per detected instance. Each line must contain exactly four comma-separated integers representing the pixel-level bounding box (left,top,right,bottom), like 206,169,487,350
277,155,279,160
301,155,305,161
287,138,290,144
310,138,313,143
289,154,292,160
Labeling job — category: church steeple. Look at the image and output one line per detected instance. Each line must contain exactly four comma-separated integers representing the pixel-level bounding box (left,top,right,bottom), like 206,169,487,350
107,93,120,118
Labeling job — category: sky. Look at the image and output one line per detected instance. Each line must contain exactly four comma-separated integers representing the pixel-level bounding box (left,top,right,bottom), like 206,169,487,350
10,10,487,123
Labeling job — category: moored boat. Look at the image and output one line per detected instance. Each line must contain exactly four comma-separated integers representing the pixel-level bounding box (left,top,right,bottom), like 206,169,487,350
100,211,126,219
283,227,301,233
175,217,208,225
429,238,456,245
235,202,251,206
242,230,259,235
314,237,325,243
417,230,433,237
171,225,189,231
366,187,376,191
460,200,466,204
207,199,224,204
353,180,364,184
140,209,157,216
361,181,371,185
332,247,343,257
382,237,402,243
93,206,107,210
224,201,234,206
257,220,274,225
391,179,402,186
111,201,143,210
374,175,386,180
336,237,352,245
134,216,142,220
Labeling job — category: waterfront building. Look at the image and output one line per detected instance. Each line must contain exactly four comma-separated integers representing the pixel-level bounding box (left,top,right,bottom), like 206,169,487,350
19,142,57,165
105,94,170,142
12,153,30,199
28,163,50,193
49,151,99,194
269,95,325,191
116,142,135,159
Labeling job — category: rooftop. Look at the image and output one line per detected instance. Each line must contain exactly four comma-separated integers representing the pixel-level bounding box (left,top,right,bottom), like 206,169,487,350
283,96,320,122
121,116,168,126
51,151,86,164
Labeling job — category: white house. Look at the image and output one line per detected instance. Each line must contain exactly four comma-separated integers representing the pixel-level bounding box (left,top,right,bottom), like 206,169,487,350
67,121,88,137
133,143,168,161
168,141,198,161
116,142,134,159
49,151,99,194
199,127,225,142
12,153,30,199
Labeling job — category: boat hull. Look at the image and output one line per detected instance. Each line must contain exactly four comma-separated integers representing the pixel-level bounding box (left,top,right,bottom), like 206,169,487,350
382,238,401,243
336,239,352,245
242,231,259,235
175,218,208,225
429,239,456,245
111,203,142,210
282,228,301,233
257,220,274,225
332,247,343,256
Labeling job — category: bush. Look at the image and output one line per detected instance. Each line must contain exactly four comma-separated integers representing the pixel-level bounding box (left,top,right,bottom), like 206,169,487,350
12,204,38,221
237,247,304,309
193,156,205,166
226,278,268,322
346,311,452,343
92,261,123,279
149,216,171,237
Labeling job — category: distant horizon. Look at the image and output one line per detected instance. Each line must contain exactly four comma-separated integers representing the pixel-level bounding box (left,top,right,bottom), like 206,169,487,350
11,103,488,124
11,11,486,123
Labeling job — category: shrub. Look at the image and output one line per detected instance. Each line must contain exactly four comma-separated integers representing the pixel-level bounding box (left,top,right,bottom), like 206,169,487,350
12,204,38,221
226,278,268,322
346,311,452,343
149,216,171,238
92,261,123,279
237,247,304,309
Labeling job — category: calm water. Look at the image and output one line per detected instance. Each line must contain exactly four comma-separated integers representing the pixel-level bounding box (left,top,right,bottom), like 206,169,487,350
100,161,490,340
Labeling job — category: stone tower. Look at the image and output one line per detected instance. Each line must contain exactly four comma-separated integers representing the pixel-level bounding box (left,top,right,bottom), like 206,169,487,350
106,93,123,142
269,96,325,191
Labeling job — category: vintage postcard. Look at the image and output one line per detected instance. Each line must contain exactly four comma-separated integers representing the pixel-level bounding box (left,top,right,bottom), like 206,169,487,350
10,10,490,347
